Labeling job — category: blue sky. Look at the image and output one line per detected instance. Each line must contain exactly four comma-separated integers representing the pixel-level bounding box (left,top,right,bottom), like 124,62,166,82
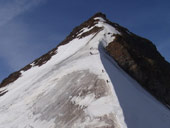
0,0,170,82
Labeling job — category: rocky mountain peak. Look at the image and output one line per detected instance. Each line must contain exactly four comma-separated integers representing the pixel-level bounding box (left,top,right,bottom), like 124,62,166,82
1,13,170,109
91,12,107,19
0,13,170,128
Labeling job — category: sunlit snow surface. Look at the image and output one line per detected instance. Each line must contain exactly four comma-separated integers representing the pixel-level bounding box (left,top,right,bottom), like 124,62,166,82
0,17,170,128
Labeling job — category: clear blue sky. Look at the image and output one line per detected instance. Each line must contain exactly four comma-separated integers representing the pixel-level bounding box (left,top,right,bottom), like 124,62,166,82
0,0,170,82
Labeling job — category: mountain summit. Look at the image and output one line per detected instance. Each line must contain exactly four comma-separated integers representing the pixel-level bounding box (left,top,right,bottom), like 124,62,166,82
0,12,170,128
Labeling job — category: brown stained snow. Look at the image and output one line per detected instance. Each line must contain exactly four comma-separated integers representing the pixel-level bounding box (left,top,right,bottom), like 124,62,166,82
31,70,116,128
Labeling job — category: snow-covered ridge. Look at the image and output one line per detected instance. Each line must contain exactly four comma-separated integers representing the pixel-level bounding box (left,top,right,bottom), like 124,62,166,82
0,14,117,89
0,17,125,128
0,13,170,128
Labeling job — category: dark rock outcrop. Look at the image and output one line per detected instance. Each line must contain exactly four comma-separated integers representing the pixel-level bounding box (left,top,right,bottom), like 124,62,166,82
104,18,170,107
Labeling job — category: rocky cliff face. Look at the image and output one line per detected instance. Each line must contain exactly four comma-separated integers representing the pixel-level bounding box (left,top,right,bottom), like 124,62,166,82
104,17,170,107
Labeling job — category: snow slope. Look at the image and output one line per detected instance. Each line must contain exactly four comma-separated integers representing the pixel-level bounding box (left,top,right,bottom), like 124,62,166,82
0,16,170,128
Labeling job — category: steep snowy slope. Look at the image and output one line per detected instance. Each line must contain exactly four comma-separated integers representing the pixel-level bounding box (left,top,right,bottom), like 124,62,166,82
0,13,170,128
